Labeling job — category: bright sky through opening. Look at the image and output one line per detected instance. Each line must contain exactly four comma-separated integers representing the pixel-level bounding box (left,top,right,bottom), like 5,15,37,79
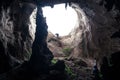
42,4,78,36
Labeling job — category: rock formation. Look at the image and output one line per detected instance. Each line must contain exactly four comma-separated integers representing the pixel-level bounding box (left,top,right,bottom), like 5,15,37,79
0,0,37,74
0,0,120,80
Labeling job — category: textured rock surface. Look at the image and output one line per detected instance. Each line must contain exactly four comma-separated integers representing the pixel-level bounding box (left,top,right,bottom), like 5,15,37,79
47,32,65,57
83,0,120,61
0,0,120,79
65,1,120,63
0,0,37,73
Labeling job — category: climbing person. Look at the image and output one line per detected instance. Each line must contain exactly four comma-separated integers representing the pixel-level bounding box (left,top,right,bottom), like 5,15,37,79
93,58,101,80
55,33,59,38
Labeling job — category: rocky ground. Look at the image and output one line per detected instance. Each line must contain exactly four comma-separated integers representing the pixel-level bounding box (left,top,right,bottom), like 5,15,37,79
47,32,96,80
0,31,98,80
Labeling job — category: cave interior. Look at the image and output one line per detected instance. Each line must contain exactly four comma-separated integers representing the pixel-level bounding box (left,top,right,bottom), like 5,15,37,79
0,0,120,80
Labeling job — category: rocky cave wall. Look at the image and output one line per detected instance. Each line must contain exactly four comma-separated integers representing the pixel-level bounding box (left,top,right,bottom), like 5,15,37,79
67,0,120,63
82,0,120,61
0,0,120,74
0,0,54,74
0,0,37,73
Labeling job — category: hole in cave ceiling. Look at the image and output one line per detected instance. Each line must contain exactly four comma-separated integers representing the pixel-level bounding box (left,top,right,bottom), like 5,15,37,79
41,3,92,58
42,3,78,36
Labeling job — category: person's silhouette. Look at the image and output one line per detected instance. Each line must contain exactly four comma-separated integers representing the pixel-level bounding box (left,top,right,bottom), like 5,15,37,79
100,56,110,80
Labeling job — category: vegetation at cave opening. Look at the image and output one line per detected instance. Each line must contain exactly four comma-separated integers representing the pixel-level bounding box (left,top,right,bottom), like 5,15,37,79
51,59,76,79
62,47,73,56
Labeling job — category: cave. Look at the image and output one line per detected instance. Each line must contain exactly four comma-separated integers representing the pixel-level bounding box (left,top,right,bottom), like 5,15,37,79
42,3,93,59
0,0,120,80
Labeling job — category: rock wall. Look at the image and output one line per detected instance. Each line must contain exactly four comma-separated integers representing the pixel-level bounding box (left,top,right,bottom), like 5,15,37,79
83,0,120,61
0,0,120,74
69,0,120,63
0,0,36,73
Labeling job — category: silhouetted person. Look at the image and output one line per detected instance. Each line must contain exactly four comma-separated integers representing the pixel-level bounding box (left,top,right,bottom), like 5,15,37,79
93,65,100,80
93,58,100,80
100,56,110,80
55,33,59,38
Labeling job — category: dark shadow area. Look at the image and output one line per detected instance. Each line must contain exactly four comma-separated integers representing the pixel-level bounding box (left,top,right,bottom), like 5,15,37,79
111,29,120,38
99,51,120,80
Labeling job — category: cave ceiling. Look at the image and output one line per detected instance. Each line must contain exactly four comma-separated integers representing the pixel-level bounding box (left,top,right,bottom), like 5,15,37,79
21,0,79,6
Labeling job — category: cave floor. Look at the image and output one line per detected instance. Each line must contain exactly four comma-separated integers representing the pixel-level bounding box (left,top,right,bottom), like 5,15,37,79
53,57,95,80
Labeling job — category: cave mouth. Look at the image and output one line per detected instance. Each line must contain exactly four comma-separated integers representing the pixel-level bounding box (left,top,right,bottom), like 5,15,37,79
42,3,78,36
41,3,92,59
